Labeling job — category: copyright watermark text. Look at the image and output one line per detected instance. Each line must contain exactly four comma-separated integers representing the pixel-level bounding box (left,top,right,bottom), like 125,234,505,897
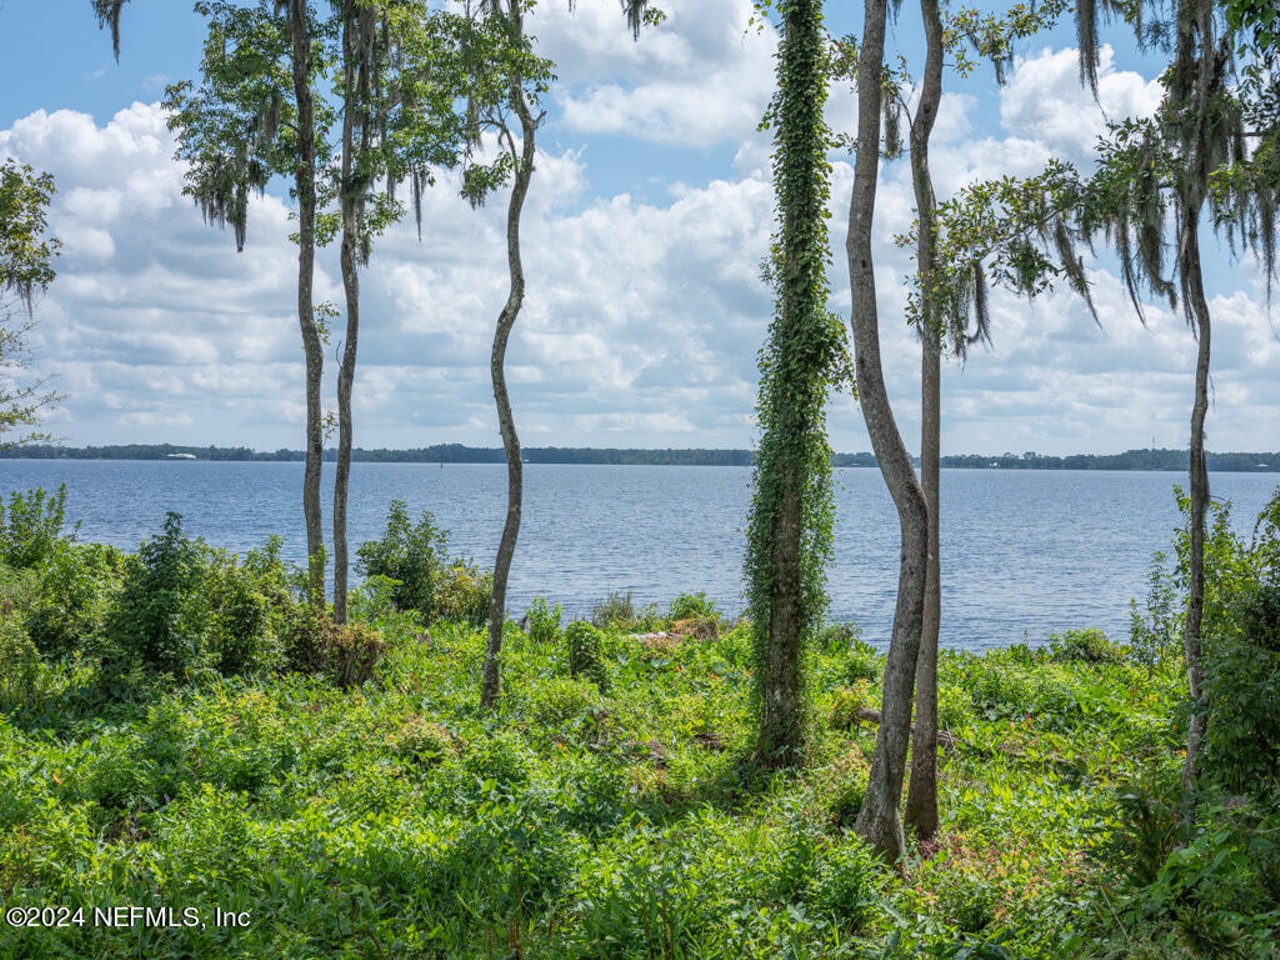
5,905,251,930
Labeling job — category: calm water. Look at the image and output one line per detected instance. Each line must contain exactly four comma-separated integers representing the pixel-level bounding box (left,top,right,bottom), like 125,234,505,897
2,460,1276,651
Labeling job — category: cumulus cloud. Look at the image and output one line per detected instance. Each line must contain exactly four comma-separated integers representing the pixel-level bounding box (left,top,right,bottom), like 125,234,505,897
0,24,1273,457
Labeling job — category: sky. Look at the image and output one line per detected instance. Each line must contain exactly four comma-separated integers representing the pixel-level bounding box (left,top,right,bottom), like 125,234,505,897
0,0,1276,457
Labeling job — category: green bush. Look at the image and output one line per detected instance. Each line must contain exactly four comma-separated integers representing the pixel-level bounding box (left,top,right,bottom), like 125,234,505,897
282,607,386,689
25,541,126,661
667,591,720,623
0,607,48,713
0,484,76,569
1049,627,1127,664
591,589,634,629
100,512,207,684
98,516,292,689
355,500,449,619
566,620,609,693
433,559,491,626
525,595,561,643
1201,581,1280,793
808,838,878,932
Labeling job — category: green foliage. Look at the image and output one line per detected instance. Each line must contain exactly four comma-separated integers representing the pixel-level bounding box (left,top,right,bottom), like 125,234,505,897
1129,549,1185,670
667,590,720,623
0,483,74,569
745,0,847,766
591,589,634,628
25,541,126,661
1,160,62,445
525,595,562,643
282,607,386,689
565,619,610,693
1048,627,1127,664
101,513,206,684
433,559,492,627
1131,487,1280,795
94,514,296,693
355,499,449,619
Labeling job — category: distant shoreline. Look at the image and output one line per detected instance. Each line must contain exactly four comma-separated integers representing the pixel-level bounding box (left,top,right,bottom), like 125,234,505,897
2,443,1277,472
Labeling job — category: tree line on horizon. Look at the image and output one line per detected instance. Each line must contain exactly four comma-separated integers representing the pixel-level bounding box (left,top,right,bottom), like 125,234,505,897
4,442,1279,471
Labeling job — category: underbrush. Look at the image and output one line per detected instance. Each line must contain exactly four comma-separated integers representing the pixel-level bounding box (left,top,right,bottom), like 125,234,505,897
1,594,1192,959
4,485,1279,958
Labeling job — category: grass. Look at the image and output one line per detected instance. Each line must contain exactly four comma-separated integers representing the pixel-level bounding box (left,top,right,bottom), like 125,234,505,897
0,606,1199,959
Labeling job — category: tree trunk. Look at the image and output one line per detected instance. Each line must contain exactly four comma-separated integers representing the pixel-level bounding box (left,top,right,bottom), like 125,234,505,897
480,20,536,710
1180,201,1210,824
333,3,370,626
849,0,930,862
289,0,325,609
904,0,944,844
746,0,834,766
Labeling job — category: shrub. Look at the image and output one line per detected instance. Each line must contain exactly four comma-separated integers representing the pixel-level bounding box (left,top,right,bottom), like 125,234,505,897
348,573,401,624
525,596,562,643
433,560,491,627
100,512,207,684
667,591,720,623
356,500,448,618
828,680,874,731
0,484,76,569
808,838,878,932
591,590,634,629
565,620,609,692
25,541,126,661
0,609,48,713
822,747,870,828
1201,581,1280,793
1049,627,1127,664
283,607,386,689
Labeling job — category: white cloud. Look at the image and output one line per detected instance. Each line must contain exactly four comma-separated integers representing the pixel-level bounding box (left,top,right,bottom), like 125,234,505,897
542,0,778,147
0,25,1273,458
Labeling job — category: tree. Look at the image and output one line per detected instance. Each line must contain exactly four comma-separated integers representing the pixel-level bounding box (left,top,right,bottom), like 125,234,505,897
475,0,656,709
329,1,467,623
162,0,330,607
0,161,62,446
884,0,1070,842
743,0,847,766
1075,0,1278,818
846,0,929,861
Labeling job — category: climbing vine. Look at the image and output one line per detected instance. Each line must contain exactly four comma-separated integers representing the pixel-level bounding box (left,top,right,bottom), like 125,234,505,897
745,0,849,765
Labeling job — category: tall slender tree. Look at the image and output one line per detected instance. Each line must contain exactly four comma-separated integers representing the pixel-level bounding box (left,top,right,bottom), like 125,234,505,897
161,0,330,606
473,0,653,709
469,0,547,710
744,0,847,766
847,0,929,861
1075,0,1278,817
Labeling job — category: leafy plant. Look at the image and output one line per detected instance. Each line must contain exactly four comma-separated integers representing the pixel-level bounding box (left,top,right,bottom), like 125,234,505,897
591,589,635,629
433,559,492,627
1048,627,1126,664
0,484,75,569
525,595,561,643
566,619,609,693
355,499,449,619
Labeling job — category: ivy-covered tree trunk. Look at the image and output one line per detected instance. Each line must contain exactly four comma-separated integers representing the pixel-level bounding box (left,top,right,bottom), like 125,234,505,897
903,0,945,844
480,7,536,711
288,0,326,610
745,0,840,767
849,0,930,861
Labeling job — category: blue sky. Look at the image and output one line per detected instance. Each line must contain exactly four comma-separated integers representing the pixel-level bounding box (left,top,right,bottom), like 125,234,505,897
1,0,1276,455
